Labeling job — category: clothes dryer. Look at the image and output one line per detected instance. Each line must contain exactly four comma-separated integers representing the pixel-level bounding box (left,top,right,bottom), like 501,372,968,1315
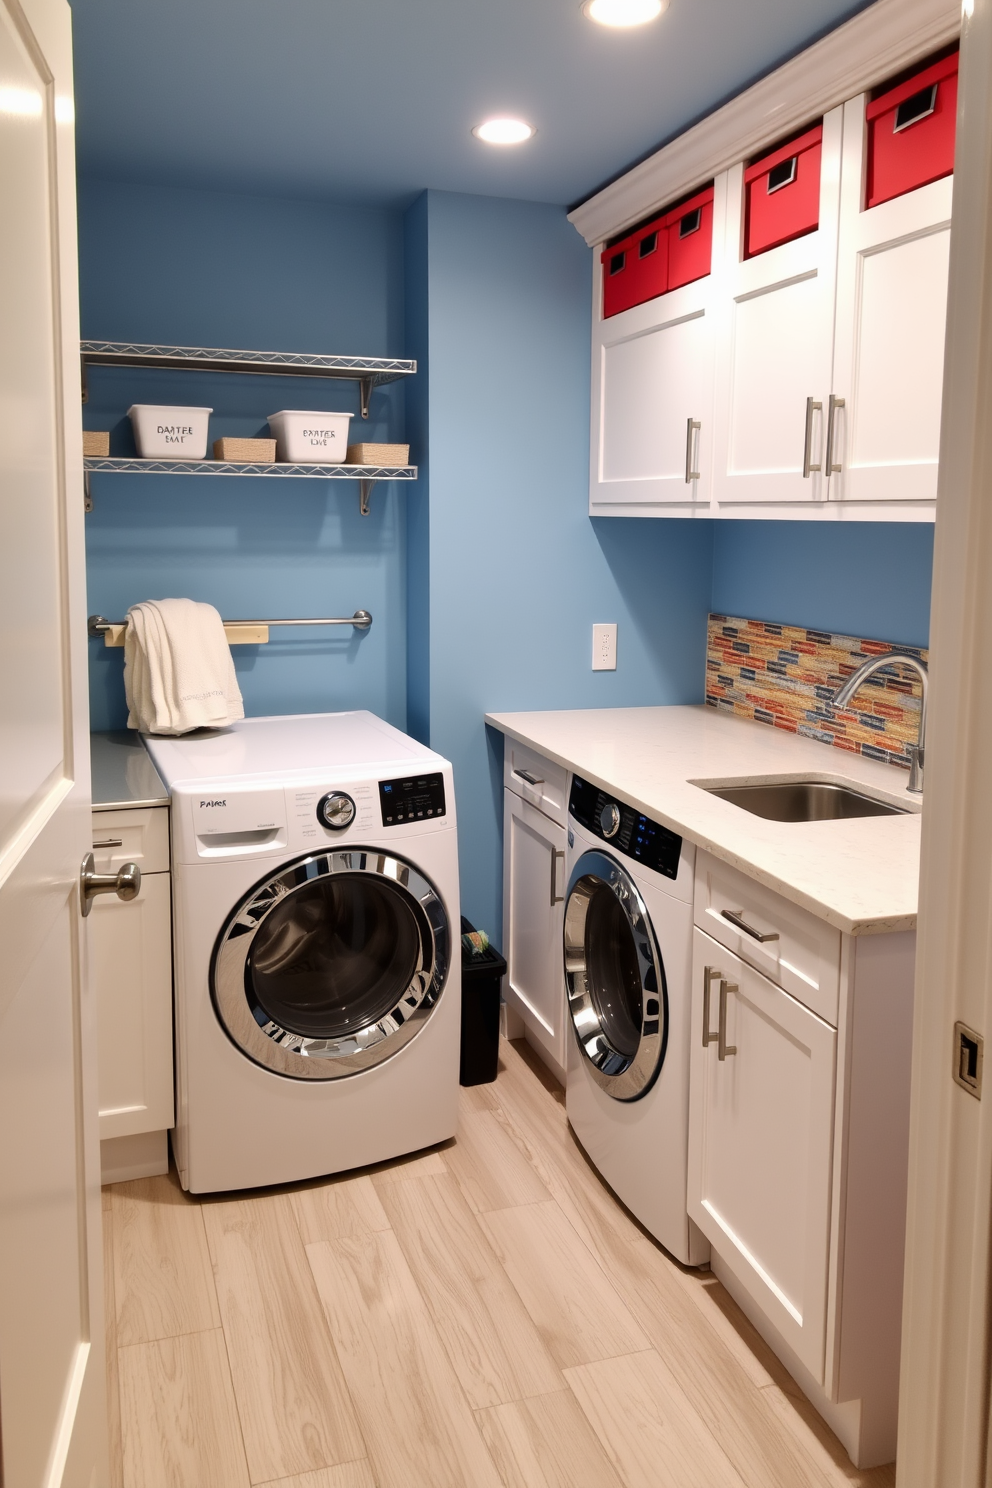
144,711,460,1194
564,774,708,1265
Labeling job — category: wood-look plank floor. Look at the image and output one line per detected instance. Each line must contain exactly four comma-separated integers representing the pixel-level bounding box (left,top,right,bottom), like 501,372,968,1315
104,1038,897,1488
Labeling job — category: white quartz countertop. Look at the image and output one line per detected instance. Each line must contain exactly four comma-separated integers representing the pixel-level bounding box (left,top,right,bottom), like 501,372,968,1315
485,705,922,936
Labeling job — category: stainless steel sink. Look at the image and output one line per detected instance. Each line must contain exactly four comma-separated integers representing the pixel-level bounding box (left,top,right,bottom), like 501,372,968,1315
699,779,909,822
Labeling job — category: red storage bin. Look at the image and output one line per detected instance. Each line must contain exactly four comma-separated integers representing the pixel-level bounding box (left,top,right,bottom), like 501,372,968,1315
744,125,823,258
602,214,668,319
866,51,958,209
664,185,715,291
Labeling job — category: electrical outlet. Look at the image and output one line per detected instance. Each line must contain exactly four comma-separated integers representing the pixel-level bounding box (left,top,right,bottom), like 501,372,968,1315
592,623,617,671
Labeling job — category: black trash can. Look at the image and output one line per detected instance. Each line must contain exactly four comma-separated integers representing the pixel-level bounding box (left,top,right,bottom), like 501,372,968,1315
459,915,506,1086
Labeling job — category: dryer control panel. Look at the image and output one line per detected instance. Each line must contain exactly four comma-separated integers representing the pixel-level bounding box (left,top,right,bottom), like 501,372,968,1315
569,775,682,880
379,771,447,826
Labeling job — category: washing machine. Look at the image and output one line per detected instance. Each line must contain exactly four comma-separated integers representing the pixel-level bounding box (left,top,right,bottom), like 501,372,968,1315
143,711,460,1194
564,774,708,1265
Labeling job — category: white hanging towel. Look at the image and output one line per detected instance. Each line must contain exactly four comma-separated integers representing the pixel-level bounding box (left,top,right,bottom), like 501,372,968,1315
123,598,244,735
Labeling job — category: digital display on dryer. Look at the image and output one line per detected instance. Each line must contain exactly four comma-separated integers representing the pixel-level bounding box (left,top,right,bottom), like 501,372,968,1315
379,772,446,826
569,775,682,879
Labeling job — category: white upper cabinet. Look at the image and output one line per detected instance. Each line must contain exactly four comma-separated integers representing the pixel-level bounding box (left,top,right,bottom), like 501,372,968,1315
590,181,724,516
712,110,843,510
580,0,960,523
829,94,952,507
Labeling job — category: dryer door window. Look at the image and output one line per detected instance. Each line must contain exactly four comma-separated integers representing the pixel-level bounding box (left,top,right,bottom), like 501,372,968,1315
212,849,450,1081
564,849,668,1101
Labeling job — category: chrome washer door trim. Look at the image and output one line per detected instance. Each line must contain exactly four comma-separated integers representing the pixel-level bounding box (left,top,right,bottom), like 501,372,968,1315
211,848,450,1081
564,848,668,1102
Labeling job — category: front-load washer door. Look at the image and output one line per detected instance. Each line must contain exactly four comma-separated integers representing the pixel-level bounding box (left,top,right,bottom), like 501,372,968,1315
211,848,450,1080
564,849,668,1101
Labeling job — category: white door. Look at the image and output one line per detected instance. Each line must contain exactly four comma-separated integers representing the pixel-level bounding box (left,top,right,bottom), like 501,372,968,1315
829,94,951,508
0,0,108,1482
688,930,837,1381
590,189,723,517
502,790,568,1072
712,107,843,510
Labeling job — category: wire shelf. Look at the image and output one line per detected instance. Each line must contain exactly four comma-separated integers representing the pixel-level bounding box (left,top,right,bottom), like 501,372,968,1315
82,458,417,515
83,458,417,480
80,341,416,418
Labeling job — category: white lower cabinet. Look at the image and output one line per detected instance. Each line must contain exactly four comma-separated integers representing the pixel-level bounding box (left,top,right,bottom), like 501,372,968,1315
91,804,174,1183
502,787,568,1078
689,852,916,1469
688,929,836,1378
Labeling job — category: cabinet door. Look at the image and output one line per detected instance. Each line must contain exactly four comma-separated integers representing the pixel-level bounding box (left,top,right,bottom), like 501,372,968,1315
503,790,567,1070
92,870,174,1140
591,280,717,514
688,928,836,1379
712,107,843,509
829,94,950,508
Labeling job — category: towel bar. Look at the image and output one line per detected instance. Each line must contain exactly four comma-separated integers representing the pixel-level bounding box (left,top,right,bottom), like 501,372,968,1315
87,611,372,647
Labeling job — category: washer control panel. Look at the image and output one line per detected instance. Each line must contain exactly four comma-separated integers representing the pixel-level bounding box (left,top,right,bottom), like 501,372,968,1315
317,791,356,831
569,775,682,880
290,782,377,846
379,771,446,826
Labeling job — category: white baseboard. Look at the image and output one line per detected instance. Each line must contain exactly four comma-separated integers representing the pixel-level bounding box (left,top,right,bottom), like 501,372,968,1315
101,1129,169,1185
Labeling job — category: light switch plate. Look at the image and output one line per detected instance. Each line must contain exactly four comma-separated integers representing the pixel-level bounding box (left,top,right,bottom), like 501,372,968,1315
592,623,617,671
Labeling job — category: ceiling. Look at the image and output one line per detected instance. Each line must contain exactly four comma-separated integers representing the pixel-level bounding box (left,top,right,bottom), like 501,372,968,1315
68,0,877,210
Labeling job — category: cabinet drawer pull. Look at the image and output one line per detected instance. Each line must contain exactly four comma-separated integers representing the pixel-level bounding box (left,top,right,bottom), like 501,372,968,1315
702,966,721,1047
550,846,565,906
718,980,738,1061
516,769,544,787
92,837,124,849
721,908,779,943
802,396,822,478
825,393,845,475
685,418,701,483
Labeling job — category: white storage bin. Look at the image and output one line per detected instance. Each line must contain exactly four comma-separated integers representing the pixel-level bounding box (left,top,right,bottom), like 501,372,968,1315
128,405,212,460
267,409,352,464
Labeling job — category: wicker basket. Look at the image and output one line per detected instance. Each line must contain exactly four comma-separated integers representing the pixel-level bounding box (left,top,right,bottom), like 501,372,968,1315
213,437,277,463
345,442,410,467
82,430,110,457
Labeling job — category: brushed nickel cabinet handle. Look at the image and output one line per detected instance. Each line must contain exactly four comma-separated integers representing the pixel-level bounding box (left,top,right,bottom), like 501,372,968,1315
803,396,822,478
685,418,701,483
92,837,124,849
826,393,845,475
718,980,738,1061
721,908,779,943
550,847,565,906
702,965,721,1047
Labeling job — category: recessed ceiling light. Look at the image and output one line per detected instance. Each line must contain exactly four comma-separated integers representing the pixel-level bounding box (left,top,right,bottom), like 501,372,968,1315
473,118,535,145
583,0,667,26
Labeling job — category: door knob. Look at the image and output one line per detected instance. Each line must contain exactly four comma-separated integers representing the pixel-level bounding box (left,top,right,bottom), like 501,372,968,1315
80,852,141,917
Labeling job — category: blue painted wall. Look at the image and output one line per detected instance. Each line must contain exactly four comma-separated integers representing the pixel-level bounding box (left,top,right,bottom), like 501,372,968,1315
404,190,714,937
79,178,409,730
711,521,934,650
78,175,936,951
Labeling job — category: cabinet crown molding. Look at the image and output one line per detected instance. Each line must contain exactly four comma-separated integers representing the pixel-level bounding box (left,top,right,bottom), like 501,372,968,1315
569,0,960,248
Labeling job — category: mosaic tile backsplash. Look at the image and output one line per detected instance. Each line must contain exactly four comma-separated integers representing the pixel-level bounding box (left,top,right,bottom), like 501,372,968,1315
706,614,928,771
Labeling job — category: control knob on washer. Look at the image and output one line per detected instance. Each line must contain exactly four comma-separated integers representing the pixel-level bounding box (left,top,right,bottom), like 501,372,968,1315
317,791,356,831
599,801,621,839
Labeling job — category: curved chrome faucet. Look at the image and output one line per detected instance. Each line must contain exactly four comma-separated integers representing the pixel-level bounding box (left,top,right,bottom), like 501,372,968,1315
831,652,928,794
